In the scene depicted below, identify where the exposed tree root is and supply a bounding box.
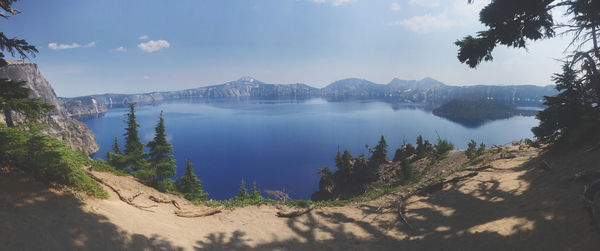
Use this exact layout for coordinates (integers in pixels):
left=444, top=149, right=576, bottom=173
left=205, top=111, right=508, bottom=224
left=86, top=168, right=155, bottom=212
left=175, top=207, right=224, bottom=218
left=397, top=202, right=412, bottom=230
left=148, top=195, right=182, bottom=210
left=276, top=206, right=314, bottom=218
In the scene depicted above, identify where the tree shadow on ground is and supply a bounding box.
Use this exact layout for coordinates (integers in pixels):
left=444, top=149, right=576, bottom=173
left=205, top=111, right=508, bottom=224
left=0, top=172, right=184, bottom=251
left=194, top=149, right=600, bottom=250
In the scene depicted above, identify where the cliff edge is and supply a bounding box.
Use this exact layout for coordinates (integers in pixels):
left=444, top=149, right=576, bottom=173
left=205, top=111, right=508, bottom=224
left=0, top=61, right=99, bottom=154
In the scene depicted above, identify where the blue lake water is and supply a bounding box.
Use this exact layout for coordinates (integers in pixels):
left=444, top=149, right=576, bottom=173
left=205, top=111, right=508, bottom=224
left=85, top=98, right=538, bottom=200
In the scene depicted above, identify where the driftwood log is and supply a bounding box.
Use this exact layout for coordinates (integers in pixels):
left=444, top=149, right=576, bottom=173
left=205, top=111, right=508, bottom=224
left=86, top=169, right=156, bottom=212
left=175, top=207, right=224, bottom=218
left=276, top=206, right=314, bottom=218
left=149, top=195, right=182, bottom=210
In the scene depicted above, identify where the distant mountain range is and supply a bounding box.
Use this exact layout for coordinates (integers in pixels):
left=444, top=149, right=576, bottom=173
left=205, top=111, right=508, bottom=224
left=60, top=76, right=557, bottom=117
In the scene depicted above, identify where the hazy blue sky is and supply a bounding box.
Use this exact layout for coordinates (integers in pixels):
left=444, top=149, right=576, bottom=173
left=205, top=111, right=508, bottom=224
left=4, top=0, right=571, bottom=97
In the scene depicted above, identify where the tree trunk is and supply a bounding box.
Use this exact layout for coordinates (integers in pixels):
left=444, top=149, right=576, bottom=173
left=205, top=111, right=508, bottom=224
left=3, top=108, right=14, bottom=127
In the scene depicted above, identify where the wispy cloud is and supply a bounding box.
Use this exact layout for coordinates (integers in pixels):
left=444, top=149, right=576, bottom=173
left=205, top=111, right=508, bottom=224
left=139, top=35, right=149, bottom=40
left=391, top=0, right=487, bottom=33
left=390, top=3, right=401, bottom=12
left=48, top=41, right=96, bottom=50
left=137, top=40, right=170, bottom=53
left=111, top=46, right=127, bottom=52
left=143, top=75, right=151, bottom=80
left=409, top=0, right=440, bottom=8
left=310, top=0, right=357, bottom=7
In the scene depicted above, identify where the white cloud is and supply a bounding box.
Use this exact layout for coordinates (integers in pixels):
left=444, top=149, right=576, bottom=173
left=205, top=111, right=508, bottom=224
left=139, top=35, right=149, bottom=40
left=392, top=0, right=488, bottom=33
left=391, top=14, right=453, bottom=33
left=409, top=0, right=440, bottom=8
left=48, top=41, right=96, bottom=50
left=112, top=46, right=127, bottom=52
left=390, top=3, right=401, bottom=11
left=137, top=40, right=170, bottom=53
left=143, top=75, right=151, bottom=80
left=310, top=0, right=357, bottom=7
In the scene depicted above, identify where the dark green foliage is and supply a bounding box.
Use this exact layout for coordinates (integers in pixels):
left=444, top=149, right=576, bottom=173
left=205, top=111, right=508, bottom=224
left=147, top=111, right=176, bottom=183
left=338, top=150, right=353, bottom=182
left=532, top=63, right=598, bottom=144
left=466, top=139, right=477, bottom=159
left=370, top=135, right=388, bottom=163
left=108, top=136, right=126, bottom=169
left=235, top=179, right=249, bottom=201
left=0, top=124, right=108, bottom=198
left=0, top=79, right=53, bottom=128
left=416, top=135, right=435, bottom=159
left=91, top=158, right=130, bottom=176
left=250, top=181, right=263, bottom=200
left=435, top=138, right=454, bottom=158
left=393, top=143, right=416, bottom=162
left=123, top=103, right=147, bottom=172
left=0, top=1, right=38, bottom=66
left=433, top=94, right=530, bottom=122
left=399, top=159, right=416, bottom=185
left=466, top=139, right=486, bottom=160
left=459, top=0, right=600, bottom=146
left=177, top=159, right=208, bottom=202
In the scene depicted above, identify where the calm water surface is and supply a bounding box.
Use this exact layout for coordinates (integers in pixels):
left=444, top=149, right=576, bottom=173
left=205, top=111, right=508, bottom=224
left=85, top=98, right=538, bottom=200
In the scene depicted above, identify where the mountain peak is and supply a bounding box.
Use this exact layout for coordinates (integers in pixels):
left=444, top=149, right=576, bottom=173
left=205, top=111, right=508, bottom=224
left=238, top=76, right=257, bottom=83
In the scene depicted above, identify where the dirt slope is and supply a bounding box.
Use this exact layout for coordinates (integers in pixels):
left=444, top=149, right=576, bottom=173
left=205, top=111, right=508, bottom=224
left=1, top=144, right=599, bottom=250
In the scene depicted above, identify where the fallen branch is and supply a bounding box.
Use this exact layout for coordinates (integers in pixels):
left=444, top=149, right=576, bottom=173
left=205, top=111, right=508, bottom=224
left=397, top=203, right=413, bottom=230
left=175, top=207, right=224, bottom=218
left=277, top=206, right=314, bottom=218
left=541, top=159, right=553, bottom=170
left=86, top=168, right=155, bottom=212
left=148, top=195, right=182, bottom=210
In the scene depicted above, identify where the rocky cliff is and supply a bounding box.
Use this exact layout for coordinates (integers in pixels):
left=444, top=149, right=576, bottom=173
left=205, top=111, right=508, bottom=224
left=0, top=61, right=99, bottom=154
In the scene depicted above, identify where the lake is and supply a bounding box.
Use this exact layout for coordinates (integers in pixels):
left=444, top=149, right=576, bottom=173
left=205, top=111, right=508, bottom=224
left=84, top=98, right=538, bottom=200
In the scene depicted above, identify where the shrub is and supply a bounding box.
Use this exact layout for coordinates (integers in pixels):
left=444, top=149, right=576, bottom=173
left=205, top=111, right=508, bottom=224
left=435, top=138, right=454, bottom=158
left=0, top=125, right=108, bottom=198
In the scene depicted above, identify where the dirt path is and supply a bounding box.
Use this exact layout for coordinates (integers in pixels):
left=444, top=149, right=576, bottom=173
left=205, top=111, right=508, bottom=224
left=1, top=145, right=599, bottom=250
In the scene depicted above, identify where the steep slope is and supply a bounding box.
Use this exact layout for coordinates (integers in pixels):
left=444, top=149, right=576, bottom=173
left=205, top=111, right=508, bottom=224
left=2, top=143, right=598, bottom=250
left=0, top=61, right=98, bottom=154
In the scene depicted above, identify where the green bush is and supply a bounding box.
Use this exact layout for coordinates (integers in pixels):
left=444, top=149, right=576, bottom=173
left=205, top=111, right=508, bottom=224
left=0, top=125, right=108, bottom=198
left=435, top=138, right=454, bottom=158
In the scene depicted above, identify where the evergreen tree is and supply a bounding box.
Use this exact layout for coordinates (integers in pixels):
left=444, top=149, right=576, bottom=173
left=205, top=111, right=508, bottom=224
left=250, top=181, right=262, bottom=200
left=371, top=135, right=388, bottom=163
left=400, top=159, right=415, bottom=185
left=235, top=179, right=249, bottom=200
left=416, top=135, right=426, bottom=159
left=466, top=139, right=478, bottom=159
left=109, top=136, right=126, bottom=169
left=122, top=103, right=146, bottom=172
left=177, top=159, right=208, bottom=202
left=338, top=150, right=353, bottom=182
left=147, top=111, right=176, bottom=182
left=532, top=64, right=588, bottom=144
left=0, top=0, right=38, bottom=67
left=0, top=79, right=53, bottom=128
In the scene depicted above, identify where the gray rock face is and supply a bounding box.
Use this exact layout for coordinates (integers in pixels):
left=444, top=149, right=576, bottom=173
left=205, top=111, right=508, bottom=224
left=0, top=62, right=99, bottom=154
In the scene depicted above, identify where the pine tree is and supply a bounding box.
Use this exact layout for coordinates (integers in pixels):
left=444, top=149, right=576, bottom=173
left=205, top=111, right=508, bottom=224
left=416, top=135, right=425, bottom=159
left=123, top=103, right=146, bottom=172
left=400, top=159, right=415, bottom=185
left=177, top=159, right=208, bottom=202
left=0, top=79, right=53, bottom=128
left=147, top=111, right=176, bottom=182
left=466, top=139, right=477, bottom=159
left=109, top=136, right=126, bottom=169
left=112, top=136, right=121, bottom=154
left=235, top=179, right=249, bottom=200
left=371, top=135, right=388, bottom=163
left=250, top=181, right=262, bottom=200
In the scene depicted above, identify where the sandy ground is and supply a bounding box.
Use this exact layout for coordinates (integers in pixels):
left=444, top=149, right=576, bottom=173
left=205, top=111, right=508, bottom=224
left=2, top=145, right=600, bottom=250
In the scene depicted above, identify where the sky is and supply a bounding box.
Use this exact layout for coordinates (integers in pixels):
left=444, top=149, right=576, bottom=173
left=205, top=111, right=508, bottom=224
left=3, top=0, right=572, bottom=97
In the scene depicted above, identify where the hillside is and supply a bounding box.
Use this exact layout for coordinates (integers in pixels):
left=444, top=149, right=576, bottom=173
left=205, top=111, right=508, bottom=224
left=432, top=94, right=538, bottom=123
left=2, top=143, right=599, bottom=250
left=0, top=62, right=98, bottom=154
left=60, top=77, right=556, bottom=117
